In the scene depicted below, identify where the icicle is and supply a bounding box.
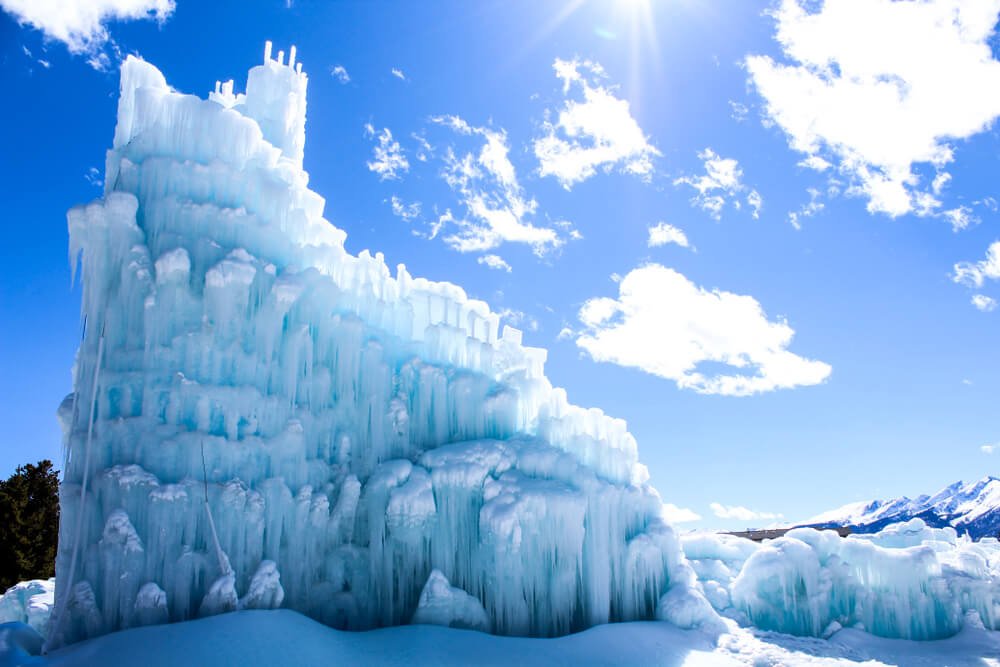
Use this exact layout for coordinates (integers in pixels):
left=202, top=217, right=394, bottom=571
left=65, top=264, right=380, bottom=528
left=288, top=45, right=296, bottom=68
left=263, top=41, right=272, bottom=63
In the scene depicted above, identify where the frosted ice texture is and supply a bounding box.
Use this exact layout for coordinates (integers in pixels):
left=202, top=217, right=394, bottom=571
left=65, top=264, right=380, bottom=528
left=51, top=46, right=690, bottom=646
left=0, top=579, right=55, bottom=636
left=684, top=519, right=1000, bottom=640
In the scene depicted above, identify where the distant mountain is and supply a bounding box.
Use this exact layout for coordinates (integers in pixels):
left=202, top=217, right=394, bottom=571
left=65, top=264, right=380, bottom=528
left=798, top=476, right=1000, bottom=540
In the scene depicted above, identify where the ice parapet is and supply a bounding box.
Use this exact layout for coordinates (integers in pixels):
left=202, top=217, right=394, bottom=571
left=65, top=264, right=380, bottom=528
left=683, top=519, right=1000, bottom=641
left=52, top=45, right=687, bottom=645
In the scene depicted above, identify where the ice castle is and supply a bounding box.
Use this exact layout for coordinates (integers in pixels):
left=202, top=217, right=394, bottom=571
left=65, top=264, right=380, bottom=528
left=50, top=44, right=1000, bottom=649
left=50, top=44, right=698, bottom=645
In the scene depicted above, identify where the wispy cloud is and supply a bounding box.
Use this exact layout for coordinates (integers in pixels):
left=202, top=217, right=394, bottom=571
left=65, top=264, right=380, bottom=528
left=391, top=67, right=406, bottom=81
left=747, top=0, right=1000, bottom=218
left=788, top=187, right=825, bottom=230
left=2, top=0, right=173, bottom=69
left=972, top=294, right=997, bottom=312
left=389, top=196, right=420, bottom=222
left=366, top=126, right=409, bottom=181
left=575, top=264, right=831, bottom=396
left=534, top=57, right=660, bottom=189
left=647, top=222, right=689, bottom=249
left=674, top=148, right=762, bottom=220
left=430, top=115, right=566, bottom=255
left=710, top=502, right=783, bottom=522
left=330, top=64, right=350, bottom=84
left=953, top=241, right=1000, bottom=288
left=662, top=504, right=702, bottom=524
left=982, top=443, right=997, bottom=455
left=84, top=166, right=103, bottom=188
left=478, top=254, right=512, bottom=272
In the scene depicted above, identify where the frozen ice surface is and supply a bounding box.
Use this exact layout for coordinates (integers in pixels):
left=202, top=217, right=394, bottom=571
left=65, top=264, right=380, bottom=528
left=51, top=45, right=692, bottom=646
left=683, top=519, right=1000, bottom=641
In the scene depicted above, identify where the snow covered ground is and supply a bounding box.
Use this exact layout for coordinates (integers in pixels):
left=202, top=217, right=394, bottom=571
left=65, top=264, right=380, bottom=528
left=2, top=608, right=998, bottom=667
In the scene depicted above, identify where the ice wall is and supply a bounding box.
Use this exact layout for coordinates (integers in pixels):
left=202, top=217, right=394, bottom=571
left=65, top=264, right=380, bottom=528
left=51, top=45, right=693, bottom=646
left=683, top=519, right=1000, bottom=641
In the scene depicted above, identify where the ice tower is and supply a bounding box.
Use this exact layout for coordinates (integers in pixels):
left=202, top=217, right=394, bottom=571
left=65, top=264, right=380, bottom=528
left=50, top=45, right=698, bottom=646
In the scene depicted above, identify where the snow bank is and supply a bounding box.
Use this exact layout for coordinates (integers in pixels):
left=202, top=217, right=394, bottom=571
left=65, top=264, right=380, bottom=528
left=0, top=579, right=54, bottom=637
left=51, top=45, right=691, bottom=646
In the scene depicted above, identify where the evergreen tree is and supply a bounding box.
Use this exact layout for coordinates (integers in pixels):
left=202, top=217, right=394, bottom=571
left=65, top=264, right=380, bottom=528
left=0, top=460, right=60, bottom=591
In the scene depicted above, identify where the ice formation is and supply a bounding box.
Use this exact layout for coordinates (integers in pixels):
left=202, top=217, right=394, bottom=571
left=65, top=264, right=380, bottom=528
left=0, top=579, right=55, bottom=636
left=683, top=519, right=1000, bottom=641
left=50, top=45, right=694, bottom=646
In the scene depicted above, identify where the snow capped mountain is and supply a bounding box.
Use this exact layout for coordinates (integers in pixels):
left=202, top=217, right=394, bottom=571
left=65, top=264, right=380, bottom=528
left=801, top=476, right=1000, bottom=540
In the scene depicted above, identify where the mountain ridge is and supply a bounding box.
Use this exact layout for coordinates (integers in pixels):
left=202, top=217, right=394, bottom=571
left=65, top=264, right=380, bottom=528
left=798, top=475, right=1000, bottom=540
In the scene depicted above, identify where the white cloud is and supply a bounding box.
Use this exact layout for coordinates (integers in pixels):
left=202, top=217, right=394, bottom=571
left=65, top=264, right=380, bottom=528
left=389, top=196, right=420, bottom=222
left=84, top=166, right=102, bottom=188
left=575, top=264, right=831, bottom=396
left=710, top=502, right=783, bottom=522
left=788, top=187, right=825, bottom=230
left=499, top=308, right=538, bottom=332
left=432, top=116, right=565, bottom=255
left=674, top=149, right=762, bottom=220
left=747, top=0, right=1000, bottom=218
left=942, top=206, right=978, bottom=232
left=972, top=294, right=997, bottom=312
left=478, top=254, right=512, bottom=272
left=1, top=0, right=172, bottom=63
left=982, top=443, right=998, bottom=455
left=729, top=100, right=749, bottom=123
left=647, top=222, right=689, bottom=249
left=661, top=504, right=702, bottom=524
left=330, top=64, right=350, bottom=84
left=534, top=57, right=661, bottom=189
left=953, top=241, right=1000, bottom=288
left=367, top=127, right=409, bottom=181
left=391, top=67, right=406, bottom=81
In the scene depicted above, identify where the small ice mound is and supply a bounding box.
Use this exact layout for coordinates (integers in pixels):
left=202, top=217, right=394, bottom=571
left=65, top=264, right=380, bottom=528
left=410, top=570, right=490, bottom=632
left=240, top=561, right=285, bottom=610
left=0, top=579, right=55, bottom=637
left=199, top=574, right=237, bottom=618
left=0, top=623, right=43, bottom=666
left=134, top=583, right=168, bottom=627
left=656, top=585, right=726, bottom=636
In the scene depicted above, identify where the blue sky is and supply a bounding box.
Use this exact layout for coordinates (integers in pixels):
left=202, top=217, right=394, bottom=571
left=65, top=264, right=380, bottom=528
left=2, top=0, right=999, bottom=530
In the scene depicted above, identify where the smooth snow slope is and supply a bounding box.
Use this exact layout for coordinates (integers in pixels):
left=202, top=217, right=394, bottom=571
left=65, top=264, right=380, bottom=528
left=51, top=44, right=701, bottom=646
left=6, top=608, right=1000, bottom=667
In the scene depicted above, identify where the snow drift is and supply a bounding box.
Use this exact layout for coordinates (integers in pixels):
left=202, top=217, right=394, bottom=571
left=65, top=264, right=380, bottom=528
left=50, top=45, right=698, bottom=646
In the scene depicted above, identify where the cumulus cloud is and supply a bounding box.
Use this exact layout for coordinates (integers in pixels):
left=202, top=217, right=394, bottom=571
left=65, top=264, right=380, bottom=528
left=366, top=126, right=409, bottom=181
left=661, top=504, right=702, bottom=524
left=574, top=264, right=831, bottom=396
left=647, top=222, right=689, bottom=249
left=330, top=64, right=350, bottom=83
left=982, top=443, right=998, bottom=455
left=747, top=0, right=1000, bottom=217
left=431, top=115, right=566, bottom=255
left=534, top=57, right=661, bottom=189
left=478, top=254, right=512, bottom=272
left=972, top=294, right=997, bottom=312
left=674, top=149, right=762, bottom=220
left=953, top=241, right=1000, bottom=288
left=710, top=503, right=783, bottom=522
left=1, top=0, right=173, bottom=67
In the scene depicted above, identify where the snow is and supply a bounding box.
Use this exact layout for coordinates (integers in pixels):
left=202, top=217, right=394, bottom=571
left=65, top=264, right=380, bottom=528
left=51, top=45, right=690, bottom=647
left=0, top=580, right=54, bottom=637
left=4, top=607, right=1000, bottom=667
